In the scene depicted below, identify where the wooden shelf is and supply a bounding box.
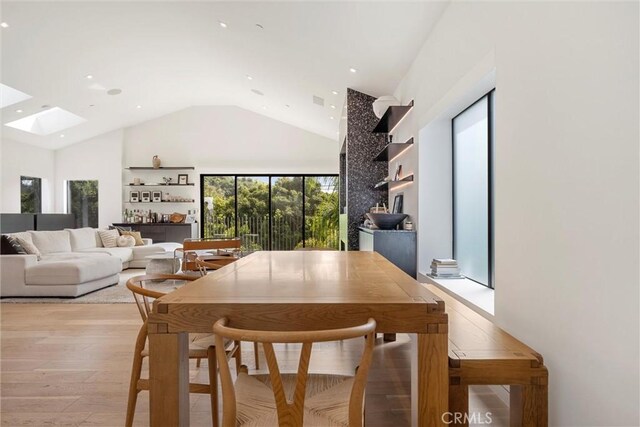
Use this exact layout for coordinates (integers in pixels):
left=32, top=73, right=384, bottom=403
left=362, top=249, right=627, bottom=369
left=373, top=137, right=414, bottom=162
left=374, top=174, right=414, bottom=190
left=125, top=184, right=194, bottom=187
left=124, top=201, right=195, bottom=204
left=372, top=100, right=414, bottom=134
left=126, top=166, right=195, bottom=170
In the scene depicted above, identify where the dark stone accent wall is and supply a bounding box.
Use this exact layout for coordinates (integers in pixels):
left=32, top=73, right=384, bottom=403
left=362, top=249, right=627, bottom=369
left=345, top=89, right=388, bottom=250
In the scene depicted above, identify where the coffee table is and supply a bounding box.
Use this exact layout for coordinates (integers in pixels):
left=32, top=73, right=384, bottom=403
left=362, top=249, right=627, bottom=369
left=145, top=253, right=180, bottom=275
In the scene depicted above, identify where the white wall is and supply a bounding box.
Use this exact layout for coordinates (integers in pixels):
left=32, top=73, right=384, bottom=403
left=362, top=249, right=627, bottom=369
left=0, top=138, right=55, bottom=214
left=392, top=1, right=639, bottom=425
left=54, top=130, right=123, bottom=228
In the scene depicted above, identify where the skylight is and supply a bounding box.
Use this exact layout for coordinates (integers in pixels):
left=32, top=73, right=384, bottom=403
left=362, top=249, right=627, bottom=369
left=0, top=83, right=32, bottom=108
left=4, top=107, right=86, bottom=135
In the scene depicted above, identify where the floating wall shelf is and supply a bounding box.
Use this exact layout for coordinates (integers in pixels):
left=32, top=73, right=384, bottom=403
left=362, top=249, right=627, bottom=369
left=373, top=137, right=414, bottom=162
left=126, top=166, right=195, bottom=170
left=124, top=201, right=195, bottom=204
left=374, top=173, right=414, bottom=190
left=125, top=183, right=194, bottom=187
left=372, top=100, right=414, bottom=134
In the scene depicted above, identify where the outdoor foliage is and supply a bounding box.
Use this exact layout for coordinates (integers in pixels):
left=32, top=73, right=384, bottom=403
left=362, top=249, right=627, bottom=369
left=203, top=176, right=338, bottom=250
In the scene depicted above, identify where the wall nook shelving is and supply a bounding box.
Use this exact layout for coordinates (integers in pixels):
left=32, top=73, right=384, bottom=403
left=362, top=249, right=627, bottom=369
left=373, top=137, right=414, bottom=162
left=372, top=100, right=414, bottom=134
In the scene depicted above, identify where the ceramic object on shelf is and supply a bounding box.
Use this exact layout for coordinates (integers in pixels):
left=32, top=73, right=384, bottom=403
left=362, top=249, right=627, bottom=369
left=365, top=212, right=408, bottom=230
left=152, top=155, right=161, bottom=169
left=372, top=95, right=401, bottom=118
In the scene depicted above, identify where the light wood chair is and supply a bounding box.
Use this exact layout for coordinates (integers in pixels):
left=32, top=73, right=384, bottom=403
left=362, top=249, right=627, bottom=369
left=195, top=256, right=262, bottom=371
left=125, top=274, right=241, bottom=427
left=213, top=317, right=377, bottom=427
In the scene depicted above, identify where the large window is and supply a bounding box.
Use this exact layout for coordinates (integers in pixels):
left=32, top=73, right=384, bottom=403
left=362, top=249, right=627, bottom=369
left=67, top=180, right=99, bottom=228
left=452, top=90, right=494, bottom=287
left=20, top=176, right=41, bottom=213
left=202, top=175, right=338, bottom=251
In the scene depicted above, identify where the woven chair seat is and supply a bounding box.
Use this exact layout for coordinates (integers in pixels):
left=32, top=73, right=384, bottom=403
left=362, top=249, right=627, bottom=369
left=235, top=372, right=355, bottom=427
left=142, top=333, right=232, bottom=358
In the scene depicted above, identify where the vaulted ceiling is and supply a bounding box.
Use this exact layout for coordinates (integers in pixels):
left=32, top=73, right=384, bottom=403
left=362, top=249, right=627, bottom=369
left=0, top=1, right=448, bottom=149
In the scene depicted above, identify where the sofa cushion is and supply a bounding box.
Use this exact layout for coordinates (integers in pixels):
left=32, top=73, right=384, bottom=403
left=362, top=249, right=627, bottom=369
left=78, top=247, right=134, bottom=263
left=15, top=237, right=42, bottom=260
left=1, top=235, right=27, bottom=255
left=67, top=228, right=102, bottom=251
left=119, top=230, right=145, bottom=246
left=7, top=231, right=34, bottom=246
left=28, top=230, right=72, bottom=254
left=26, top=255, right=122, bottom=286
left=98, top=229, right=119, bottom=248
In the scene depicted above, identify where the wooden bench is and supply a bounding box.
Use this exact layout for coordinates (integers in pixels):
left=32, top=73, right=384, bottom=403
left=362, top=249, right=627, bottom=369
left=424, top=284, right=548, bottom=427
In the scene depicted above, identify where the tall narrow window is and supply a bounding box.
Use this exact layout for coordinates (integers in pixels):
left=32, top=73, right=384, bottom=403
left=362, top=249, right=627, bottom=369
left=452, top=90, right=494, bottom=287
left=67, top=180, right=99, bottom=228
left=20, top=176, right=41, bottom=213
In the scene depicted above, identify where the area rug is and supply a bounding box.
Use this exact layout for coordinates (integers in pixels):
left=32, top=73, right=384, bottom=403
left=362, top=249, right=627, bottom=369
left=0, top=269, right=189, bottom=304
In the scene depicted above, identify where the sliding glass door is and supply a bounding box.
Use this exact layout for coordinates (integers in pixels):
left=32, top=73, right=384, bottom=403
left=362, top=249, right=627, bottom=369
left=201, top=175, right=338, bottom=251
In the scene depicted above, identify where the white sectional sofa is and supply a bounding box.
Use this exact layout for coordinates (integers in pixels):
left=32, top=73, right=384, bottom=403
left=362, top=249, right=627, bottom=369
left=0, top=228, right=180, bottom=298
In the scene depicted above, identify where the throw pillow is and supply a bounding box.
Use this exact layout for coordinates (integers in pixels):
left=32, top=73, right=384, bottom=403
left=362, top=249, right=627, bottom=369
left=0, top=235, right=27, bottom=255
left=15, top=237, right=41, bottom=260
left=98, top=229, right=119, bottom=248
left=119, top=230, right=145, bottom=246
left=116, top=235, right=136, bottom=247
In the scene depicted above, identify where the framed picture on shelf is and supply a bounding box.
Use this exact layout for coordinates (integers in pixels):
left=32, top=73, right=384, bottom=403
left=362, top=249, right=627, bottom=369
left=129, top=191, right=139, bottom=203
left=151, top=191, right=162, bottom=203
left=184, top=214, right=197, bottom=224
left=141, top=191, right=151, bottom=203
left=392, top=194, right=404, bottom=214
left=393, top=164, right=403, bottom=181
left=177, top=174, right=188, bottom=185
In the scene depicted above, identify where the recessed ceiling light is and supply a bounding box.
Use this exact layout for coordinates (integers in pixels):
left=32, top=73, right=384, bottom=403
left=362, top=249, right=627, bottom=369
left=59, top=134, right=65, bottom=138
left=219, top=21, right=228, bottom=28
left=331, top=90, right=338, bottom=95
left=246, top=75, right=253, bottom=80
left=255, top=23, right=264, bottom=30
left=85, top=74, right=94, bottom=80
left=349, top=68, right=357, bottom=73
left=0, top=22, right=9, bottom=29
left=15, top=109, right=23, bottom=113
left=330, top=105, right=336, bottom=109
left=136, top=105, right=142, bottom=109
left=107, top=88, right=122, bottom=96
left=330, top=116, right=335, bottom=120
left=262, top=106, right=268, bottom=110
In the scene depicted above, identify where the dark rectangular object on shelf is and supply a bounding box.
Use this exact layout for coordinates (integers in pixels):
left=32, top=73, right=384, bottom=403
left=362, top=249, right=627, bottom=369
left=0, top=214, right=35, bottom=233
left=373, top=137, right=414, bottom=161
left=112, top=223, right=198, bottom=243
left=372, top=100, right=414, bottom=134
left=35, top=214, right=75, bottom=231
left=126, top=166, right=195, bottom=170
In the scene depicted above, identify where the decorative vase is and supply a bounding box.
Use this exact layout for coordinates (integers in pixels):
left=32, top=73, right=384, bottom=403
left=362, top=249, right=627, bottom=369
left=152, top=155, right=161, bottom=169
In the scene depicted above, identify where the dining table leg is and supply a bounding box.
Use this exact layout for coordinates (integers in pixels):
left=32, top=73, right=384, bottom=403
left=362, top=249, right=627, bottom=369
left=149, top=330, right=190, bottom=426
left=417, top=331, right=449, bottom=426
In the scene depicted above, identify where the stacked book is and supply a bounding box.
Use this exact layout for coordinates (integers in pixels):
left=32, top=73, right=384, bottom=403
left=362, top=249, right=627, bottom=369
left=430, top=259, right=463, bottom=278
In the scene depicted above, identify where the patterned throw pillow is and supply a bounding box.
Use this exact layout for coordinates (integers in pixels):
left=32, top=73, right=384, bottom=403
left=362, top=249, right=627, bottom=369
left=15, top=237, right=41, bottom=260
left=116, top=235, right=136, bottom=247
left=0, top=235, right=27, bottom=255
left=98, top=229, right=120, bottom=248
left=119, top=230, right=145, bottom=246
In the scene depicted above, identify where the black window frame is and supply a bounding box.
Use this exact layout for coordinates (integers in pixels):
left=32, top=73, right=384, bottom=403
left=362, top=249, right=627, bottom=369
left=200, top=174, right=339, bottom=250
left=451, top=89, right=495, bottom=288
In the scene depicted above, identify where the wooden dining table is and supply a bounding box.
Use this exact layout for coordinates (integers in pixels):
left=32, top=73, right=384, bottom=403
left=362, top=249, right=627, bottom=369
left=147, top=250, right=449, bottom=426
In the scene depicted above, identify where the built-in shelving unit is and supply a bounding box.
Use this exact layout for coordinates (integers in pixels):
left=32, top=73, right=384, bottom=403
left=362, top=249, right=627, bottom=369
left=372, top=100, right=414, bottom=134
left=124, top=183, right=195, bottom=187
left=374, top=173, right=414, bottom=190
left=373, top=137, right=414, bottom=162
left=126, top=166, right=195, bottom=170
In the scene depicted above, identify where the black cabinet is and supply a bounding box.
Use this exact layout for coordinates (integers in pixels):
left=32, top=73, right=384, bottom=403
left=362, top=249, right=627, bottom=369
left=358, top=227, right=416, bottom=278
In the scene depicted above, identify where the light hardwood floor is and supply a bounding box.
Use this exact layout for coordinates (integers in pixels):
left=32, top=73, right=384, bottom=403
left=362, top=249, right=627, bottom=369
left=1, top=303, right=508, bottom=426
